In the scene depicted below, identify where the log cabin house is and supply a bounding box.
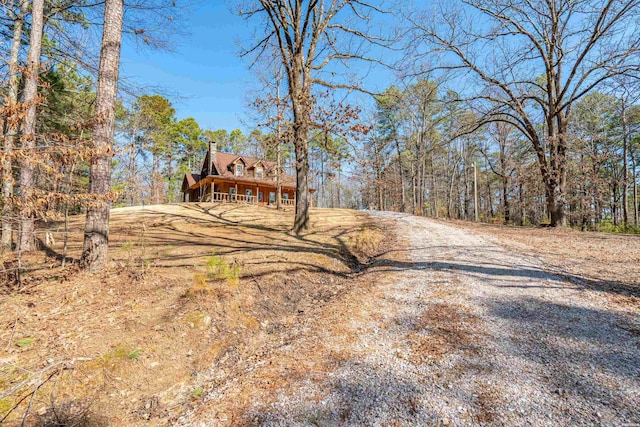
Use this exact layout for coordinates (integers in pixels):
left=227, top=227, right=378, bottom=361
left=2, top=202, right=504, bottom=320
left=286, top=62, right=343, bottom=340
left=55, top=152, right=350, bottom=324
left=181, top=141, right=297, bottom=206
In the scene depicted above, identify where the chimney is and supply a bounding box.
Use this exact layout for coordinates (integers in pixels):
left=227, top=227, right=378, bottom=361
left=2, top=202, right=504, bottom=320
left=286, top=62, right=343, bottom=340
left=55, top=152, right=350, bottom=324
left=208, top=140, right=217, bottom=176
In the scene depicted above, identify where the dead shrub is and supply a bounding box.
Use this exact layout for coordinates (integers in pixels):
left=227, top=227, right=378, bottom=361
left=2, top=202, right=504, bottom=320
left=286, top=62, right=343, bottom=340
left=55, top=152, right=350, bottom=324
left=31, top=399, right=107, bottom=427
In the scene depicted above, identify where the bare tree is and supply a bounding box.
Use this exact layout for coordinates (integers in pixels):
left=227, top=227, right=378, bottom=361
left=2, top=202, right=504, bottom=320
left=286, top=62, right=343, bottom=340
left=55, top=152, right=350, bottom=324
left=248, top=51, right=291, bottom=209
left=81, top=0, right=124, bottom=269
left=481, top=122, right=520, bottom=223
left=240, top=0, right=386, bottom=233
left=409, top=0, right=640, bottom=226
left=17, top=0, right=46, bottom=252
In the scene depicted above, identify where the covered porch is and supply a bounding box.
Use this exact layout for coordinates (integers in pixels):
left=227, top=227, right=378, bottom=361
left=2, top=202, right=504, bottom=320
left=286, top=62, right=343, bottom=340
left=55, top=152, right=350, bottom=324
left=183, top=176, right=296, bottom=206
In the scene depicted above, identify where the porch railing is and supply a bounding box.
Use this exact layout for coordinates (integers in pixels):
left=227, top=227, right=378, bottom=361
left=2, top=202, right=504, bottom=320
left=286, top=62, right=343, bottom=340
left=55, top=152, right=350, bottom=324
left=211, top=192, right=230, bottom=202
left=235, top=194, right=258, bottom=203
left=210, top=191, right=292, bottom=206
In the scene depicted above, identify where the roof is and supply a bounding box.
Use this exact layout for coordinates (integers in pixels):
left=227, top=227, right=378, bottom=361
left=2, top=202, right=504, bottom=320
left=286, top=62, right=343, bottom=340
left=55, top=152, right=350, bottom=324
left=185, top=151, right=296, bottom=191
left=182, top=173, right=201, bottom=192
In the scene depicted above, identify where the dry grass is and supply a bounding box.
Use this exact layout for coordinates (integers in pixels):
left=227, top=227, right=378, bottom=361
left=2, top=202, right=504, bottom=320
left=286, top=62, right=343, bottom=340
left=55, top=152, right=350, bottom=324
left=348, top=225, right=385, bottom=263
left=0, top=203, right=372, bottom=425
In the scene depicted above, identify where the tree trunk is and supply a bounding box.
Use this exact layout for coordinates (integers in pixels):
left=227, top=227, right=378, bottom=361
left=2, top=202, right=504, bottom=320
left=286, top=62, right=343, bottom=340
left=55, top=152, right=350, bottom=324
left=292, top=119, right=310, bottom=233
left=275, top=84, right=282, bottom=210
left=546, top=180, right=566, bottom=227
left=430, top=153, right=438, bottom=218
left=374, top=143, right=383, bottom=210
left=622, top=104, right=629, bottom=226
left=126, top=135, right=137, bottom=206
left=18, top=0, right=45, bottom=252
left=473, top=162, right=479, bottom=222
left=2, top=0, right=26, bottom=250
left=486, top=169, right=493, bottom=218
left=502, top=177, right=510, bottom=224
left=540, top=118, right=568, bottom=227
left=411, top=165, right=417, bottom=214
left=633, top=155, right=638, bottom=227
left=393, top=138, right=404, bottom=212
left=151, top=152, right=161, bottom=204
left=498, top=138, right=510, bottom=223
left=276, top=134, right=282, bottom=209
left=517, top=183, right=524, bottom=226
left=81, top=0, right=124, bottom=270
left=612, top=184, right=618, bottom=226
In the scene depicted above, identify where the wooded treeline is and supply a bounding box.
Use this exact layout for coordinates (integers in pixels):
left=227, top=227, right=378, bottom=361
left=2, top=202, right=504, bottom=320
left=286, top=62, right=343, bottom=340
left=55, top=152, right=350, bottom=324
left=357, top=83, right=640, bottom=231
left=353, top=0, right=640, bottom=232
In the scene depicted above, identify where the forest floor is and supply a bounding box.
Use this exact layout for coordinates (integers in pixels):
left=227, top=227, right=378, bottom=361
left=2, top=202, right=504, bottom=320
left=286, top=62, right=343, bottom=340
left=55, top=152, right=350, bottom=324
left=1, top=207, right=639, bottom=426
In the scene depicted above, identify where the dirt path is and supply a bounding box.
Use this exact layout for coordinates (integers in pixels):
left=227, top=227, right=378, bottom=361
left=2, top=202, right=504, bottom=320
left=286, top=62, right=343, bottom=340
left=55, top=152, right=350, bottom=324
left=177, top=212, right=640, bottom=426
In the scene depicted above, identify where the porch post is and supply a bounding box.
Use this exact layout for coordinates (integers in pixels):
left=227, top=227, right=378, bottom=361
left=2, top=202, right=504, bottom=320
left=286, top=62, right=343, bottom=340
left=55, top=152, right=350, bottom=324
left=256, top=185, right=259, bottom=204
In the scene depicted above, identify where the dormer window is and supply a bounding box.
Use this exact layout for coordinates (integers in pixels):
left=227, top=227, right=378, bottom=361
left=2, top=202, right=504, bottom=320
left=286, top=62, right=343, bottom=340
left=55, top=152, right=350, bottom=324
left=235, top=163, right=243, bottom=176
left=255, top=167, right=264, bottom=179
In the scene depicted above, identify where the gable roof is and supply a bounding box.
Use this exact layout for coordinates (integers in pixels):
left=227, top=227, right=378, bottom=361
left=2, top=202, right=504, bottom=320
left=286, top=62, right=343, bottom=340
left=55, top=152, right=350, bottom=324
left=229, top=156, right=247, bottom=165
left=194, top=151, right=296, bottom=189
left=247, top=160, right=265, bottom=170
left=182, top=173, right=200, bottom=192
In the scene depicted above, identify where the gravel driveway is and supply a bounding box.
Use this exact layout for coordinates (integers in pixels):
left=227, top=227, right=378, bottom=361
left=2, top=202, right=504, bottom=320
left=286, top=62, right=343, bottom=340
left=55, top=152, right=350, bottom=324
left=178, top=212, right=640, bottom=426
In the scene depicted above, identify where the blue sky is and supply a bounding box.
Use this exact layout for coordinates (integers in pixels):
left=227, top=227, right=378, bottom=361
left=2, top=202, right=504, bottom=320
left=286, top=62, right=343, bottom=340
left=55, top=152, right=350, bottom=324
left=120, top=2, right=254, bottom=132
left=118, top=1, right=400, bottom=133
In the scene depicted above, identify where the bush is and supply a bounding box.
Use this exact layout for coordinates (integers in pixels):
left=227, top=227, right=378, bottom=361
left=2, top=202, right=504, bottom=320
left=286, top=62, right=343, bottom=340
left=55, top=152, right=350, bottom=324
left=206, top=252, right=241, bottom=287
left=598, top=218, right=640, bottom=234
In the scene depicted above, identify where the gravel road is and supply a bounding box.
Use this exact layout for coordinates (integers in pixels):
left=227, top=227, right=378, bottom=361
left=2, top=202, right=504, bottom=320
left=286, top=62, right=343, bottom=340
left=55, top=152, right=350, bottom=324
left=178, top=212, right=640, bottom=426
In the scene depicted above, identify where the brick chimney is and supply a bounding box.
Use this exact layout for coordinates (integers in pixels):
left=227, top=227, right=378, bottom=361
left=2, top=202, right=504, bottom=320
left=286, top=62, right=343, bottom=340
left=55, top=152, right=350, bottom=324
left=208, top=140, right=217, bottom=176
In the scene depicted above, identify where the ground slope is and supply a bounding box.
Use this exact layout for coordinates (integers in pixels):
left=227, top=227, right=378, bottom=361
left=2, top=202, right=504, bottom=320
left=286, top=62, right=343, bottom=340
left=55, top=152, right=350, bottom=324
left=177, top=212, right=640, bottom=426
left=0, top=204, right=375, bottom=425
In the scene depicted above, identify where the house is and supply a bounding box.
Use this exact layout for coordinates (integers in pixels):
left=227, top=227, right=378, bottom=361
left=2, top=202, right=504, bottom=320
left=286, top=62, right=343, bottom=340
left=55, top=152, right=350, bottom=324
left=181, top=141, right=297, bottom=206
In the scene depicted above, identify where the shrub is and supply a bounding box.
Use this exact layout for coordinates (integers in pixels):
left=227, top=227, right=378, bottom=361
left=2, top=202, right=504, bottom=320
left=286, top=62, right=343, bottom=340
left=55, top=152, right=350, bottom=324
left=32, top=399, right=107, bottom=427
left=598, top=218, right=640, bottom=234
left=206, top=252, right=241, bottom=287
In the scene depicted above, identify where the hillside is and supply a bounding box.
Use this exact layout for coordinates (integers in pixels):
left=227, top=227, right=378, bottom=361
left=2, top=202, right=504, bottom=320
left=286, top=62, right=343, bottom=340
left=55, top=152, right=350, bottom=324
left=0, top=204, right=383, bottom=425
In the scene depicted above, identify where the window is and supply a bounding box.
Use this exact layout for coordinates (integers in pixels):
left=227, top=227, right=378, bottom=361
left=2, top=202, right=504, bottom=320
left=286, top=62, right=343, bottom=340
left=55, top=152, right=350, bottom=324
left=235, top=163, right=243, bottom=176
left=230, top=187, right=236, bottom=201
left=255, top=167, right=263, bottom=179
left=246, top=189, right=252, bottom=197
left=283, top=193, right=289, bottom=200
left=258, top=192, right=263, bottom=202
left=269, top=192, right=275, bottom=203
